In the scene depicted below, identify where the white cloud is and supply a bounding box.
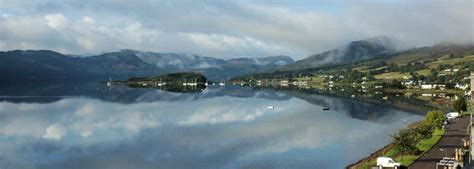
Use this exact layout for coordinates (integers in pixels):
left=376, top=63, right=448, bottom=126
left=0, top=0, right=472, bottom=59
left=43, top=123, right=66, bottom=140
left=179, top=108, right=266, bottom=125
left=44, top=13, right=68, bottom=29
left=81, top=16, right=95, bottom=24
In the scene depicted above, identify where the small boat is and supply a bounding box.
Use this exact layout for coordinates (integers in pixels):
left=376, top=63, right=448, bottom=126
left=183, top=78, right=187, bottom=86
left=106, top=76, right=113, bottom=87
left=323, top=108, right=330, bottom=111
left=267, top=106, right=274, bottom=109
left=219, top=79, right=225, bottom=86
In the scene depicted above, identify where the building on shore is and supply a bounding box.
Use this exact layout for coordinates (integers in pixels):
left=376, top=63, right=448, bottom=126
left=471, top=72, right=474, bottom=162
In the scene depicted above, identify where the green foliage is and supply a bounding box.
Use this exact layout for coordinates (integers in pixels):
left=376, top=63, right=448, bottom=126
left=128, top=72, right=207, bottom=84
left=414, top=122, right=434, bottom=139
left=391, top=128, right=420, bottom=156
left=453, top=95, right=467, bottom=113
left=398, top=62, right=427, bottom=73
left=424, top=110, right=446, bottom=129
left=385, top=79, right=406, bottom=89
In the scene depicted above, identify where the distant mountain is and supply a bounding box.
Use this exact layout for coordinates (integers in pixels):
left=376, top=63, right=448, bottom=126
left=132, top=50, right=226, bottom=70
left=0, top=49, right=293, bottom=81
left=280, top=36, right=404, bottom=70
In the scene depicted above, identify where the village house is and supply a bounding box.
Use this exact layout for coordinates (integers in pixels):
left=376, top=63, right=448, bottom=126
left=402, top=80, right=414, bottom=86
left=455, top=83, right=468, bottom=90
left=421, top=84, right=446, bottom=90
left=433, top=84, right=446, bottom=90
left=421, top=84, right=433, bottom=89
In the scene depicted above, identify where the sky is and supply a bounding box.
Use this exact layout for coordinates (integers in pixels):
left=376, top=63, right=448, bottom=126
left=0, top=0, right=473, bottom=59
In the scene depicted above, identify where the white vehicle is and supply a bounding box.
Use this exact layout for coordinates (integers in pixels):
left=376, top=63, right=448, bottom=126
left=447, top=112, right=460, bottom=121
left=376, top=157, right=400, bottom=168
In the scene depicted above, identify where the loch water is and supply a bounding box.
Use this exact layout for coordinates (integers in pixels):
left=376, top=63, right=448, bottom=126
left=0, top=82, right=423, bottom=169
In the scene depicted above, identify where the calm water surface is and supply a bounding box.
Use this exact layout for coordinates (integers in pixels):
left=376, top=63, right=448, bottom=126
left=0, top=82, right=422, bottom=169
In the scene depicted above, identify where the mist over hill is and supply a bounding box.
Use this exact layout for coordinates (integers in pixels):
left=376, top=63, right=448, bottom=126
left=280, top=36, right=406, bottom=71
left=3, top=36, right=473, bottom=83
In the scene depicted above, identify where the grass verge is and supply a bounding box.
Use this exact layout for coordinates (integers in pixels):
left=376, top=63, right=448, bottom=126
left=359, top=129, right=445, bottom=169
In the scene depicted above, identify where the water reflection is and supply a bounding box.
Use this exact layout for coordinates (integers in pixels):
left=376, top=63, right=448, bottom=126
left=0, top=83, right=422, bottom=169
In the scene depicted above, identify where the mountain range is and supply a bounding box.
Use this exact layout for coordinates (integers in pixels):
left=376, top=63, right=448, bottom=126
left=0, top=49, right=293, bottom=81
left=4, top=36, right=463, bottom=82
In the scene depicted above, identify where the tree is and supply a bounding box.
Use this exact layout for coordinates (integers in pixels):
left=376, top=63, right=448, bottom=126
left=425, top=110, right=446, bottom=129
left=415, top=122, right=434, bottom=139
left=453, top=95, right=467, bottom=113
left=389, top=79, right=405, bottom=89
left=392, top=128, right=420, bottom=159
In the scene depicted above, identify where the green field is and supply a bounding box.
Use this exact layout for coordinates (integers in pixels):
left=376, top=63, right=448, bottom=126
left=374, top=71, right=410, bottom=80
left=425, top=55, right=474, bottom=69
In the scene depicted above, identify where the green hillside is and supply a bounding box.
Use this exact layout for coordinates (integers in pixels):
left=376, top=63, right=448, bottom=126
left=232, top=44, right=474, bottom=83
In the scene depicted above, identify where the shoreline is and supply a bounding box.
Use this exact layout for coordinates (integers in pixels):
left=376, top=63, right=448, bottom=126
left=346, top=121, right=422, bottom=169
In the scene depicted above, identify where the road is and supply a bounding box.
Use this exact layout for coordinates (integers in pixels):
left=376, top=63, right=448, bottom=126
left=409, top=116, right=470, bottom=169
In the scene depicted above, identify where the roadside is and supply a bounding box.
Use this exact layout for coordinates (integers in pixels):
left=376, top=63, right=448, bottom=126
left=347, top=109, right=452, bottom=169
left=346, top=121, right=429, bottom=169
left=409, top=115, right=470, bottom=169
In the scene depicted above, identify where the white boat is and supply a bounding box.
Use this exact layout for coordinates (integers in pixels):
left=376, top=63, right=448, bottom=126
left=219, top=82, right=225, bottom=86
left=157, top=78, right=164, bottom=86
left=106, top=76, right=112, bottom=87
left=267, top=106, right=274, bottom=109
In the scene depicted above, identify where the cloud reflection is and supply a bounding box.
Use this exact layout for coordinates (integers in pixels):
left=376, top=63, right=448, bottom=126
left=0, top=91, right=422, bottom=169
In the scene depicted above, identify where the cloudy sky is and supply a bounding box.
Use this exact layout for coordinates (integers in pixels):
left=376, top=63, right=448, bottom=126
left=0, top=0, right=473, bottom=59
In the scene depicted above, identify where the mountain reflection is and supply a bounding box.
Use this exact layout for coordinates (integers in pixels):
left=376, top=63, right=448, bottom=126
left=0, top=82, right=292, bottom=104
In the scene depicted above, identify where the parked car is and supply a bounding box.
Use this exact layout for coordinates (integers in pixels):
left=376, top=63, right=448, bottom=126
left=447, top=112, right=460, bottom=121
left=377, top=157, right=400, bottom=168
